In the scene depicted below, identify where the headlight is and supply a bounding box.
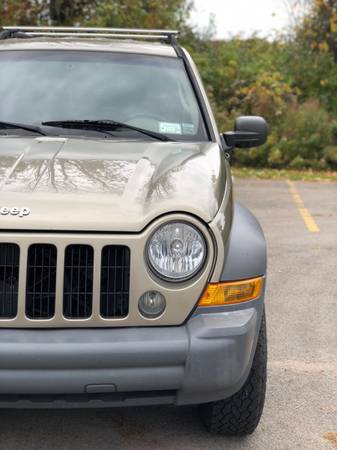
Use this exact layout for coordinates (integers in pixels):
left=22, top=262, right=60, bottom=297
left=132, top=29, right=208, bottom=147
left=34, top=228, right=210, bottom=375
left=146, top=221, right=207, bottom=281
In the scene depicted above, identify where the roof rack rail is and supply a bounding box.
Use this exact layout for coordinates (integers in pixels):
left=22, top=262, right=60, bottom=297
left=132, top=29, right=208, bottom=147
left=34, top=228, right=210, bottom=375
left=1, top=26, right=179, bottom=43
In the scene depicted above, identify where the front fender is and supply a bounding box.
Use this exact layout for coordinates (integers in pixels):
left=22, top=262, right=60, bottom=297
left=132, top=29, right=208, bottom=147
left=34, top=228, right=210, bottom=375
left=220, top=202, right=267, bottom=281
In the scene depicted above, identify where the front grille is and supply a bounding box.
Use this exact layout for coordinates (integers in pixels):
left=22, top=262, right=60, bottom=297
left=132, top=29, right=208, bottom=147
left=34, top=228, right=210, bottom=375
left=26, top=244, right=57, bottom=319
left=0, top=244, right=20, bottom=318
left=63, top=245, right=94, bottom=319
left=0, top=241, right=130, bottom=324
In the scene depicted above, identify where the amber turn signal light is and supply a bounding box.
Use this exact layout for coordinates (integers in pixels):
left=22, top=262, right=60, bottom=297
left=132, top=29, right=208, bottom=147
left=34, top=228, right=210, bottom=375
left=198, top=277, right=263, bottom=307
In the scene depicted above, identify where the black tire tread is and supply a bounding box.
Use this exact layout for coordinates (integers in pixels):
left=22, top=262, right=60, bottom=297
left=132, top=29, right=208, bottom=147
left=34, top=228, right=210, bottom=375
left=200, top=310, right=267, bottom=436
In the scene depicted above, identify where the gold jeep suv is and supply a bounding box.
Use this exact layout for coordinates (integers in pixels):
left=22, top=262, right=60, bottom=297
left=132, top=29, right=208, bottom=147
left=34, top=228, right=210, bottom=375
left=0, top=26, right=268, bottom=435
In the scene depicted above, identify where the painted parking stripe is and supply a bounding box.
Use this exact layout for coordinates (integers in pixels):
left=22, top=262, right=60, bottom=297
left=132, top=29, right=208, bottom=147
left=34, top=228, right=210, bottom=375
left=286, top=180, right=320, bottom=233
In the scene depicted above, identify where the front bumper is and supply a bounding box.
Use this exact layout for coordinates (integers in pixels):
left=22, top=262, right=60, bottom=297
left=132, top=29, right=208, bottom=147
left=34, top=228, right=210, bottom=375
left=0, top=302, right=263, bottom=408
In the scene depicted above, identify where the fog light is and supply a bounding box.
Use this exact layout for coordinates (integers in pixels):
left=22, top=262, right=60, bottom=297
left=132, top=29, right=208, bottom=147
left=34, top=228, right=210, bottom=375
left=138, top=291, right=166, bottom=318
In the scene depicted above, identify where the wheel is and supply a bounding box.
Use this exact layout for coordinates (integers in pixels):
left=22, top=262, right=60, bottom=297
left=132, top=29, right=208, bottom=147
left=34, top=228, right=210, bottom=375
left=200, top=309, right=267, bottom=435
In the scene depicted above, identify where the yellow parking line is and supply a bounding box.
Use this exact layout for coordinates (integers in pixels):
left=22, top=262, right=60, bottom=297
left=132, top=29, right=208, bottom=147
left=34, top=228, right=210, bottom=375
left=286, top=180, right=320, bottom=233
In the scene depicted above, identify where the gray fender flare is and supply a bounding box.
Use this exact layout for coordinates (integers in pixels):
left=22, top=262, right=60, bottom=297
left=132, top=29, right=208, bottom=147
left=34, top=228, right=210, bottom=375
left=220, top=202, right=267, bottom=281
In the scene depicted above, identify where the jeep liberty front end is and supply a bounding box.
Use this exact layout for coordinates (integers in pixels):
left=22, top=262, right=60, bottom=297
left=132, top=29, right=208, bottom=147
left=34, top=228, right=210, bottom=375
left=0, top=26, right=267, bottom=435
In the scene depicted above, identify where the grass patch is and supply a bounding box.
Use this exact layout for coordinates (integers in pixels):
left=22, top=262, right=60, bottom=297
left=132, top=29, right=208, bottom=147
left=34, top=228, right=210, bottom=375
left=232, top=167, right=337, bottom=182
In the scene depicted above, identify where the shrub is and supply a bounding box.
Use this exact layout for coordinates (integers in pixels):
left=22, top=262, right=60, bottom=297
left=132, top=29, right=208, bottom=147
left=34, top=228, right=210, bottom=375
left=324, top=146, right=337, bottom=169
left=276, top=100, right=332, bottom=167
left=234, top=99, right=334, bottom=169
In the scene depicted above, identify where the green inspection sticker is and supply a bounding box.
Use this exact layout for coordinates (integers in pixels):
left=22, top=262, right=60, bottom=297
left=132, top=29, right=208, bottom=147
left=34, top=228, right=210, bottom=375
left=159, top=122, right=182, bottom=134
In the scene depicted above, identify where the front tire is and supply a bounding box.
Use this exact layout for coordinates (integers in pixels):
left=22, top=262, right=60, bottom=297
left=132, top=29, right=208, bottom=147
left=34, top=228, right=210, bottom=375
left=200, top=310, right=267, bottom=435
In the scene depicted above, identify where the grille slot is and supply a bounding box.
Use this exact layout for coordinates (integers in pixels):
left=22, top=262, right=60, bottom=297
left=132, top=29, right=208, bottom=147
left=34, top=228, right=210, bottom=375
left=0, top=243, right=20, bottom=318
left=26, top=244, right=57, bottom=319
left=63, top=245, right=94, bottom=319
left=100, top=245, right=130, bottom=318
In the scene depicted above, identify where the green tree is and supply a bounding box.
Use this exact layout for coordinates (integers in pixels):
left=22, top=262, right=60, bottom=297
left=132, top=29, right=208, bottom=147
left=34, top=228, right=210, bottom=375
left=91, top=0, right=193, bottom=31
left=0, top=0, right=193, bottom=30
left=48, top=0, right=98, bottom=25
left=299, top=0, right=337, bottom=62
left=0, top=0, right=42, bottom=25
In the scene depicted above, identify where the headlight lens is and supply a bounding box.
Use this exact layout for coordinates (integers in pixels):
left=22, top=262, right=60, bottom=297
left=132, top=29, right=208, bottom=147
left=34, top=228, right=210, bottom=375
left=146, top=221, right=206, bottom=281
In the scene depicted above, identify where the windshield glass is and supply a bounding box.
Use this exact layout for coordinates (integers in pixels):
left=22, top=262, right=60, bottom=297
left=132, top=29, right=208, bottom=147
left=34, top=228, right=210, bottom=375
left=0, top=50, right=208, bottom=141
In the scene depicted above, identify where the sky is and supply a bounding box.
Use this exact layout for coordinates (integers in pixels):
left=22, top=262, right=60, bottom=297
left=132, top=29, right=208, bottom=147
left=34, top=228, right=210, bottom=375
left=191, top=0, right=290, bottom=39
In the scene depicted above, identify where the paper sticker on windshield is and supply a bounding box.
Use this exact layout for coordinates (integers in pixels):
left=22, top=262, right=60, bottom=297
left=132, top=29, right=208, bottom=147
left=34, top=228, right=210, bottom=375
left=182, top=123, right=195, bottom=135
left=159, top=122, right=182, bottom=135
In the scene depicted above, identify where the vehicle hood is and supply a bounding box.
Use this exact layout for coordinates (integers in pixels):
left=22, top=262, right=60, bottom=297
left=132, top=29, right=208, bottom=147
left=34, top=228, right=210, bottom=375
left=0, top=137, right=226, bottom=232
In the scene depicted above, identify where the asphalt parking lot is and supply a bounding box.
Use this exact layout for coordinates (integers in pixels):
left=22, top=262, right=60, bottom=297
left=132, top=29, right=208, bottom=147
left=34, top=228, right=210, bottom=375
left=0, top=178, right=336, bottom=450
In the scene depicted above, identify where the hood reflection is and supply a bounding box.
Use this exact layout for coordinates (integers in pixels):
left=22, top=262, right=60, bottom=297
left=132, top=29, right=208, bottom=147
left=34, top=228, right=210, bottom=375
left=0, top=137, right=225, bottom=231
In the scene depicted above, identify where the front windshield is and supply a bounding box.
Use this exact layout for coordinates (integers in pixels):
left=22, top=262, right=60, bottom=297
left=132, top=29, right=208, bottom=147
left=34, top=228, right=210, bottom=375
left=0, top=50, right=208, bottom=141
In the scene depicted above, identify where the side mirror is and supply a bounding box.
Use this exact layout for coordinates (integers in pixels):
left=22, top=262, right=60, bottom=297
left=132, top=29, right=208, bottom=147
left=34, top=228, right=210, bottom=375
left=223, top=116, right=268, bottom=148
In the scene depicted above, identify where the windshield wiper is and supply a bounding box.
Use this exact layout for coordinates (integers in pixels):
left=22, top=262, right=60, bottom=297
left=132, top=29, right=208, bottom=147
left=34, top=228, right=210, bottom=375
left=0, top=121, right=46, bottom=136
left=41, top=120, right=174, bottom=142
